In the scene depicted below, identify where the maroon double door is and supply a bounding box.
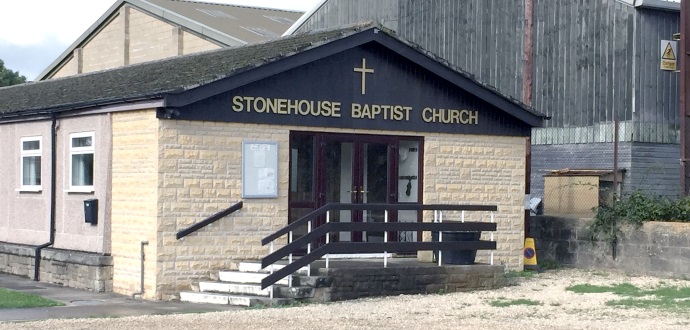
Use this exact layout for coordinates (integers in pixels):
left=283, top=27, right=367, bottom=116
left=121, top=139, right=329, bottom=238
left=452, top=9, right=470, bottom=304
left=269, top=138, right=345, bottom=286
left=289, top=132, right=422, bottom=244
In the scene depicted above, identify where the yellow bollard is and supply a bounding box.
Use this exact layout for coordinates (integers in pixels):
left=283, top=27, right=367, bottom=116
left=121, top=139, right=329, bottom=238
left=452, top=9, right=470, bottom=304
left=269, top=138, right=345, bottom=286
left=523, top=237, right=539, bottom=271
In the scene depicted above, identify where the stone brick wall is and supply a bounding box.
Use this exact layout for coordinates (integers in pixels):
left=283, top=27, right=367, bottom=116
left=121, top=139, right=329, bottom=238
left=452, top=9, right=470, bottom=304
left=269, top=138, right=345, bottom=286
left=111, top=110, right=160, bottom=298
left=316, top=264, right=504, bottom=301
left=154, top=122, right=526, bottom=299
left=530, top=216, right=690, bottom=277
left=51, top=57, right=77, bottom=79
left=156, top=121, right=291, bottom=299
left=49, top=6, right=219, bottom=79
left=128, top=7, right=177, bottom=65
left=421, top=134, right=527, bottom=271
left=81, top=12, right=125, bottom=74
left=182, top=30, right=221, bottom=55
left=0, top=243, right=112, bottom=292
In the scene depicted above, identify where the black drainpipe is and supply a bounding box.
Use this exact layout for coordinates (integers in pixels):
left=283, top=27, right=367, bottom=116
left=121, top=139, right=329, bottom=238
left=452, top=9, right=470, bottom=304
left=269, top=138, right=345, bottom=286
left=34, top=114, right=57, bottom=281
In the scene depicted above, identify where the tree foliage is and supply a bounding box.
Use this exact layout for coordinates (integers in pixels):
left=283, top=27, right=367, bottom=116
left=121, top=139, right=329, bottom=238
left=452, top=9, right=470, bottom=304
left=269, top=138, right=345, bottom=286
left=0, top=59, right=27, bottom=87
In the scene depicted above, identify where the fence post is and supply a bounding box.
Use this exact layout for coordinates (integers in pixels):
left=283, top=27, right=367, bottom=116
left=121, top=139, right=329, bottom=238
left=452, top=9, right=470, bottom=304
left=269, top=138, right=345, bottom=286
left=384, top=210, right=388, bottom=268
left=270, top=241, right=274, bottom=299
left=326, top=210, right=330, bottom=270
left=307, top=220, right=312, bottom=277
left=490, top=211, right=495, bottom=266
left=288, top=231, right=293, bottom=287
left=438, top=211, right=443, bottom=266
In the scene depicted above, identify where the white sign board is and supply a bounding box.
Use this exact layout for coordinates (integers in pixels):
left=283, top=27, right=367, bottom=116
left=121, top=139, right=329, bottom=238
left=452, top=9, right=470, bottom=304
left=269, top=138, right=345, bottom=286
left=242, top=141, right=278, bottom=198
left=660, top=40, right=677, bottom=71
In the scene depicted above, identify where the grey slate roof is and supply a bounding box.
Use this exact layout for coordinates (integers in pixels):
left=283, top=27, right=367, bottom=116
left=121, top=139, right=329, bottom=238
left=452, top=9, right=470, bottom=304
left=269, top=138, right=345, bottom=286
left=0, top=22, right=544, bottom=126
left=1, top=25, right=363, bottom=116
left=36, top=0, right=304, bottom=80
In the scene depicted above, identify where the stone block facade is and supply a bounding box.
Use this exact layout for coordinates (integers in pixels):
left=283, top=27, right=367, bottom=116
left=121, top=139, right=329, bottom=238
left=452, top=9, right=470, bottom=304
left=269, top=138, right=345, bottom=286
left=421, top=134, right=526, bottom=270
left=530, top=216, right=690, bottom=277
left=149, top=118, right=526, bottom=299
left=107, top=109, right=528, bottom=299
left=111, top=110, right=160, bottom=298
left=0, top=243, right=112, bottom=292
left=51, top=6, right=219, bottom=79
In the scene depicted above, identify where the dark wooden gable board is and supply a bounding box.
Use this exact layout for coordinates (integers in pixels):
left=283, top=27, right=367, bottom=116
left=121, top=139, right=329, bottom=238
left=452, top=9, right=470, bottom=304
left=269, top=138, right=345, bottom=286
left=166, top=28, right=542, bottom=137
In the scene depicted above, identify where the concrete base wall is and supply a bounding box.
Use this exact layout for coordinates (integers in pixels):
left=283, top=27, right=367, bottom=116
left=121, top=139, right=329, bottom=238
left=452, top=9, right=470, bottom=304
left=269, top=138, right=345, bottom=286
left=529, top=216, right=690, bottom=277
left=314, top=264, right=504, bottom=301
left=0, top=242, right=113, bottom=292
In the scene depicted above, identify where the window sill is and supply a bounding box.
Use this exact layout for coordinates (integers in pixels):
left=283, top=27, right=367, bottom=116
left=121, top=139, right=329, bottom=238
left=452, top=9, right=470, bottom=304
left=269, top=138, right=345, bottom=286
left=16, top=187, right=42, bottom=193
left=64, top=187, right=95, bottom=194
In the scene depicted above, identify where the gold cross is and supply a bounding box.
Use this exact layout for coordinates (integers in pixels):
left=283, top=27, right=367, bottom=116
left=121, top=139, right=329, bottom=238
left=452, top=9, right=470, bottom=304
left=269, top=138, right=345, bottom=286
left=354, top=58, right=374, bottom=95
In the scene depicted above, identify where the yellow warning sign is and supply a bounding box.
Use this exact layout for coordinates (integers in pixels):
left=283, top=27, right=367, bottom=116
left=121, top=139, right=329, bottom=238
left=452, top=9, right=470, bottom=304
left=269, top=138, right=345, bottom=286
left=660, top=40, right=677, bottom=71
left=663, top=43, right=676, bottom=60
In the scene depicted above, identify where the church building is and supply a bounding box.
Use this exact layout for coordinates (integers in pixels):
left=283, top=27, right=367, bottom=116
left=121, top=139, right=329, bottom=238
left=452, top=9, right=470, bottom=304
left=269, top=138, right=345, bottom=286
left=0, top=23, right=543, bottom=299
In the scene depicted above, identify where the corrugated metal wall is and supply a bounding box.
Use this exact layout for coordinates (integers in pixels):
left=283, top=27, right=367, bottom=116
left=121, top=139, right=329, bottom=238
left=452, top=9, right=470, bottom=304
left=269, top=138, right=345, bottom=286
left=633, top=9, right=681, bottom=144
left=295, top=0, right=399, bottom=32
left=532, top=0, right=636, bottom=144
left=398, top=0, right=525, bottom=103
left=296, top=0, right=679, bottom=145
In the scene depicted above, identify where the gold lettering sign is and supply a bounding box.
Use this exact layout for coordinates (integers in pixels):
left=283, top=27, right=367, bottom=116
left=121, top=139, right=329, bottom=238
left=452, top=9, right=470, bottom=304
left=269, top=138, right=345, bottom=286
left=232, top=96, right=341, bottom=118
left=232, top=95, right=478, bottom=125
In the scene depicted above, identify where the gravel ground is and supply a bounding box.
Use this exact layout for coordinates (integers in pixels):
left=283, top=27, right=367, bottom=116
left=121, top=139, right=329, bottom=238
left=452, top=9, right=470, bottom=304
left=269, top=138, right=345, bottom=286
left=4, top=268, right=690, bottom=330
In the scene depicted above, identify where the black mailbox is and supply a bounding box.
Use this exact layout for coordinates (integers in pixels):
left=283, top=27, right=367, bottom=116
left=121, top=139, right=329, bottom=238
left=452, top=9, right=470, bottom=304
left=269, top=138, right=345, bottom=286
left=84, top=199, right=98, bottom=225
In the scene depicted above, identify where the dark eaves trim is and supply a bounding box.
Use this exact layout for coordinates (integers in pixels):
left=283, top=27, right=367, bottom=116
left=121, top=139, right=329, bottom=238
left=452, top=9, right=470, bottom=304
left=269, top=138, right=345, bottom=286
left=0, top=96, right=165, bottom=123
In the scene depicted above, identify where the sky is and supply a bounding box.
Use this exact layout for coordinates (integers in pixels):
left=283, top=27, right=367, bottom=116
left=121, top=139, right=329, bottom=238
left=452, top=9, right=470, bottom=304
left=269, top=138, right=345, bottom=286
left=0, top=0, right=321, bottom=81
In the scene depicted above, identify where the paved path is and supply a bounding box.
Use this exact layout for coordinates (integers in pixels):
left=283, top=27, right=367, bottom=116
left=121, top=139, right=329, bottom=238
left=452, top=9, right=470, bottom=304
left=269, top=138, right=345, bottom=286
left=0, top=273, right=239, bottom=322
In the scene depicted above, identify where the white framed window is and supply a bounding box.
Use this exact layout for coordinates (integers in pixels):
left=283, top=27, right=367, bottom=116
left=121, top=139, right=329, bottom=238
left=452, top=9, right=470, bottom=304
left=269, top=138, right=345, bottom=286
left=20, top=136, right=42, bottom=191
left=69, top=132, right=95, bottom=192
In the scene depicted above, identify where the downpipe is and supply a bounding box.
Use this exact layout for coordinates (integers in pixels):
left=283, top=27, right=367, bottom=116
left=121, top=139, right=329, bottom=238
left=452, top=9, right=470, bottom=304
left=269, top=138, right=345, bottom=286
left=34, top=115, right=58, bottom=281
left=132, top=240, right=149, bottom=299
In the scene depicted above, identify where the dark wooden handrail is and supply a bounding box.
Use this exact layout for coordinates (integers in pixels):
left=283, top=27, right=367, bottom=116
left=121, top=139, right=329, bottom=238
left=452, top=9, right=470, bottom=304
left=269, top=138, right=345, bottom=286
left=261, top=203, right=496, bottom=245
left=259, top=203, right=498, bottom=289
left=176, top=201, right=243, bottom=239
left=262, top=221, right=497, bottom=267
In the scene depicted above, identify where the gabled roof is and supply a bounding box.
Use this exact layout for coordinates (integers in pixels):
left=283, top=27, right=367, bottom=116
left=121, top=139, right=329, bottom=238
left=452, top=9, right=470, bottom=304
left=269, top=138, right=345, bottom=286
left=36, top=0, right=303, bottom=80
left=0, top=23, right=545, bottom=127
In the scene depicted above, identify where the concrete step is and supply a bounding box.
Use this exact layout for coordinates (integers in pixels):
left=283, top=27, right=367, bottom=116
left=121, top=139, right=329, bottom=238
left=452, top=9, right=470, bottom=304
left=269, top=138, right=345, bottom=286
left=277, top=286, right=314, bottom=299
left=238, top=262, right=310, bottom=275
left=199, top=281, right=272, bottom=296
left=218, top=271, right=290, bottom=286
left=293, top=275, right=334, bottom=288
left=180, top=291, right=292, bottom=307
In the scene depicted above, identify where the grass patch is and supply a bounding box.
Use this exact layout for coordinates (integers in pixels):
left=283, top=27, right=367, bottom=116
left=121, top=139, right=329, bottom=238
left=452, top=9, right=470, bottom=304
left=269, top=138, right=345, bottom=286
left=0, top=288, right=64, bottom=309
left=589, top=270, right=609, bottom=277
left=566, top=283, right=641, bottom=296
left=566, top=283, right=690, bottom=312
left=504, top=270, right=536, bottom=279
left=489, top=298, right=541, bottom=307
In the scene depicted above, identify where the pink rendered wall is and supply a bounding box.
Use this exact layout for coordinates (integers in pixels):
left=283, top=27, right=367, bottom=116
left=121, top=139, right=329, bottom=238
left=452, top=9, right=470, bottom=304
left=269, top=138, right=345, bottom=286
left=0, top=114, right=112, bottom=254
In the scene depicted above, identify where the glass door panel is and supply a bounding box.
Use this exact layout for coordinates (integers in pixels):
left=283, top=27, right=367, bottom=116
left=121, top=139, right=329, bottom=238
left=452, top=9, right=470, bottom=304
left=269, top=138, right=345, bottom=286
left=288, top=134, right=316, bottom=245
left=363, top=142, right=389, bottom=242
left=323, top=140, right=355, bottom=241
left=397, top=140, right=420, bottom=242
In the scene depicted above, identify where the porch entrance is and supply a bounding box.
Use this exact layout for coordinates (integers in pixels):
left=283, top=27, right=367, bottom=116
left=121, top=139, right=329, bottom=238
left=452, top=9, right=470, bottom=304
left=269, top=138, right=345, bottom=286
left=289, top=132, right=423, bottom=244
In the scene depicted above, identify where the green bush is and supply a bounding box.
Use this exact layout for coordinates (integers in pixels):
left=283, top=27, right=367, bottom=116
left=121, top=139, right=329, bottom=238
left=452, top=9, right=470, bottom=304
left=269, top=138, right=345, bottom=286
left=590, top=191, right=690, bottom=244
